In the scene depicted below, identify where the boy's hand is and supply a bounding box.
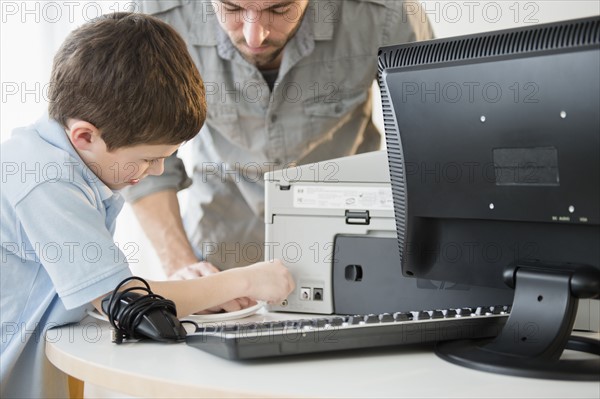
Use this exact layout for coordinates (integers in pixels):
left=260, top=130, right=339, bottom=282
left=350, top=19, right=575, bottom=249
left=172, top=261, right=258, bottom=313
left=245, top=259, right=295, bottom=304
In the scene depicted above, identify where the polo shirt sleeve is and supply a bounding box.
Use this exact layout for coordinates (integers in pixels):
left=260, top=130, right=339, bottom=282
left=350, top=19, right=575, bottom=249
left=14, top=181, right=132, bottom=310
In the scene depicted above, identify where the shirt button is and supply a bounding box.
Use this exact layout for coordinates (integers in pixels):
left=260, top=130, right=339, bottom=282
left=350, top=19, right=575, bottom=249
left=274, top=158, right=282, bottom=165
left=271, top=115, right=278, bottom=123
left=335, top=104, right=343, bottom=113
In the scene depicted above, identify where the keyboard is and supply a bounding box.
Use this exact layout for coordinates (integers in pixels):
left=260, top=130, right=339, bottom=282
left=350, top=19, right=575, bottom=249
left=185, top=306, right=510, bottom=360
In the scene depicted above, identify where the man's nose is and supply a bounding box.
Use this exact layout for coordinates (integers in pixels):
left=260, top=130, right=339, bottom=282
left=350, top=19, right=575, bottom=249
left=243, top=11, right=269, bottom=48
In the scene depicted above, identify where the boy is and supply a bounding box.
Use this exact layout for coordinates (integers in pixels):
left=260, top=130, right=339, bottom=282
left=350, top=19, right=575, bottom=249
left=0, top=13, right=294, bottom=398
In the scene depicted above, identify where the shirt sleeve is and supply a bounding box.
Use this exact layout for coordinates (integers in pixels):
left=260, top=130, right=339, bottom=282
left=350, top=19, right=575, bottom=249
left=382, top=0, right=435, bottom=46
left=121, top=152, right=192, bottom=203
left=133, top=0, right=184, bottom=15
left=15, top=181, right=132, bottom=310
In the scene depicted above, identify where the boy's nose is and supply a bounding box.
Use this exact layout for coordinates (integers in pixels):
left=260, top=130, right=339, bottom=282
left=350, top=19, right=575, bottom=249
left=148, top=159, right=165, bottom=176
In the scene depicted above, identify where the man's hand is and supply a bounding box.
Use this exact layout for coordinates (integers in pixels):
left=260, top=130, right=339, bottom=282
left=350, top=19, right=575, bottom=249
left=168, top=261, right=220, bottom=280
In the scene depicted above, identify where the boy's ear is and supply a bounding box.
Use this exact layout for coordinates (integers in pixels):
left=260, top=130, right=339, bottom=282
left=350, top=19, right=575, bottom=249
left=67, top=120, right=102, bottom=151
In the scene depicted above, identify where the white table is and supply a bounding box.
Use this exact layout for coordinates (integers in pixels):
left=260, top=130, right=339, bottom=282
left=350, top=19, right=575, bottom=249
left=46, top=312, right=600, bottom=398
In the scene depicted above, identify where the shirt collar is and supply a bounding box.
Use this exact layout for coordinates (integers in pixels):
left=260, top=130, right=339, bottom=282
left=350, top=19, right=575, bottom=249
left=189, top=1, right=219, bottom=46
left=34, top=115, right=119, bottom=203
left=309, top=0, right=335, bottom=41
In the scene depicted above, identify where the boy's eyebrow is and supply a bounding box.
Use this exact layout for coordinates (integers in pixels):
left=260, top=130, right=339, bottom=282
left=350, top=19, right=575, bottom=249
left=219, top=0, right=293, bottom=10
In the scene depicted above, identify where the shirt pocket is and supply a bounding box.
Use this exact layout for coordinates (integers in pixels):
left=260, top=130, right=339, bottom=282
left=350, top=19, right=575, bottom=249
left=303, top=89, right=368, bottom=117
left=206, top=103, right=247, bottom=148
left=302, top=89, right=369, bottom=140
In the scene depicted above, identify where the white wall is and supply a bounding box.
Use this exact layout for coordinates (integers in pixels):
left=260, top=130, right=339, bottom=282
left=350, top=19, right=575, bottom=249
left=1, top=1, right=599, bottom=280
left=421, top=0, right=599, bottom=37
left=0, top=1, right=165, bottom=279
left=371, top=0, right=600, bottom=135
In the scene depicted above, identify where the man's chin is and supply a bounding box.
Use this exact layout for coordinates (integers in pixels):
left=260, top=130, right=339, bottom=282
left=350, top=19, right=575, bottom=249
left=242, top=52, right=278, bottom=68
left=237, top=44, right=284, bottom=68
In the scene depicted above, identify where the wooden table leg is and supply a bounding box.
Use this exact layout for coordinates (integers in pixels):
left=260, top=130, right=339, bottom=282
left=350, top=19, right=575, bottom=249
left=68, top=375, right=84, bottom=399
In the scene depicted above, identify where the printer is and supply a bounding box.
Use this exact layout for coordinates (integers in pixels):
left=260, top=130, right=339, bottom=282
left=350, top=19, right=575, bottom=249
left=265, top=151, right=396, bottom=314
left=264, top=151, right=598, bottom=331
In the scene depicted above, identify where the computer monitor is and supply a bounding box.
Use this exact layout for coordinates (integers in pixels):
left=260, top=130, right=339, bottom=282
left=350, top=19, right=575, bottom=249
left=379, top=16, right=600, bottom=380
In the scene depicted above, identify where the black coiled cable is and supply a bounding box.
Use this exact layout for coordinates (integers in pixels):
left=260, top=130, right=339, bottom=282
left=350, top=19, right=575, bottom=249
left=104, top=276, right=178, bottom=344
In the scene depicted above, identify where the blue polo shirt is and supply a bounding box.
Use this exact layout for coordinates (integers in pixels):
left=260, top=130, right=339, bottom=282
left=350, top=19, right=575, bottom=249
left=1, top=115, right=132, bottom=398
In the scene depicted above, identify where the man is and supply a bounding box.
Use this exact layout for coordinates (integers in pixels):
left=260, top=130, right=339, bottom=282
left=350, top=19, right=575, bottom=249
left=126, top=0, right=432, bottom=284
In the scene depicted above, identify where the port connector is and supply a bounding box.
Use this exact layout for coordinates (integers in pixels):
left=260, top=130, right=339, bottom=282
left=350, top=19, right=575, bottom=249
left=300, top=287, right=311, bottom=301
left=313, top=288, right=323, bottom=301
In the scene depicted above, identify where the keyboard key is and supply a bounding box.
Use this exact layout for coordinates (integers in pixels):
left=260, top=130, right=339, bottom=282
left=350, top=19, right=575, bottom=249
left=284, top=320, right=302, bottom=328
left=413, top=311, right=430, bottom=320
left=430, top=310, right=444, bottom=319
left=459, top=308, right=473, bottom=316
left=222, top=325, right=240, bottom=333
left=490, top=306, right=503, bottom=315
left=265, top=322, right=287, bottom=331
left=393, top=312, right=411, bottom=322
left=238, top=323, right=268, bottom=336
left=364, top=314, right=379, bottom=324
left=298, top=319, right=313, bottom=329
left=312, top=319, right=327, bottom=328
left=379, top=313, right=394, bottom=323
left=196, top=325, right=219, bottom=334
left=475, top=306, right=491, bottom=316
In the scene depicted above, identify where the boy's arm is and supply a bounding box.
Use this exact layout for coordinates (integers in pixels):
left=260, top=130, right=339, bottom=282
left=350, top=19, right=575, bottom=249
left=93, top=260, right=295, bottom=317
left=130, top=189, right=202, bottom=276
left=92, top=268, right=245, bottom=317
left=131, top=189, right=260, bottom=313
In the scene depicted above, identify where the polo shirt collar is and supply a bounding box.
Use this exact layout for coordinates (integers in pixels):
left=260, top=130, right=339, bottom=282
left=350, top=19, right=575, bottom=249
left=34, top=115, right=118, bottom=203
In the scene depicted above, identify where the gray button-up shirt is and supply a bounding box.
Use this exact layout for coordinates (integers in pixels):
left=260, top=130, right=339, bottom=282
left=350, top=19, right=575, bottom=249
left=124, top=0, right=433, bottom=269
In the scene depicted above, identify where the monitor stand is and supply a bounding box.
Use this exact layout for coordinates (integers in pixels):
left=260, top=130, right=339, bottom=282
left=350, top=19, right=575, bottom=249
left=436, top=263, right=600, bottom=380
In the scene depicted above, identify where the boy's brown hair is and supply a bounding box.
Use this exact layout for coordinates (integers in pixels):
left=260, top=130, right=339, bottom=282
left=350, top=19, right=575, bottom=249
left=48, top=12, right=205, bottom=150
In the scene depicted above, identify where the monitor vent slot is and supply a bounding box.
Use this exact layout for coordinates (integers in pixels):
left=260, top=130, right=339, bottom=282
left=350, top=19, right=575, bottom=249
left=378, top=69, right=407, bottom=263
left=378, top=17, right=600, bottom=71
